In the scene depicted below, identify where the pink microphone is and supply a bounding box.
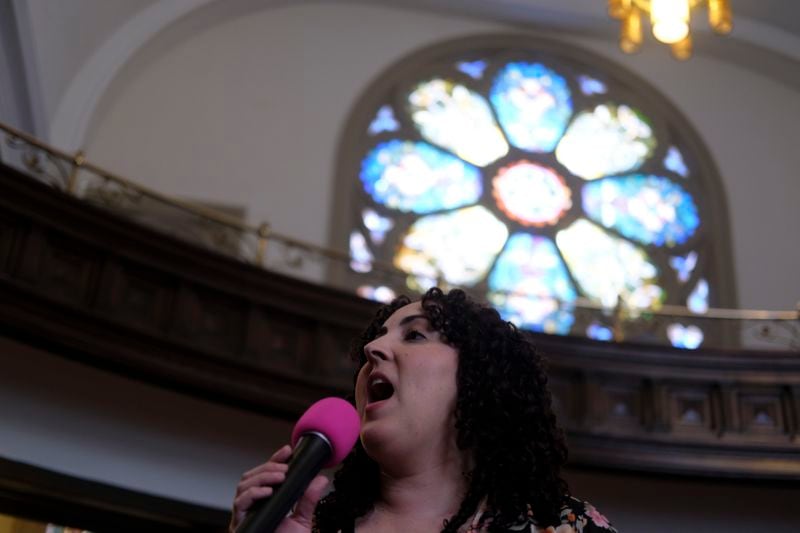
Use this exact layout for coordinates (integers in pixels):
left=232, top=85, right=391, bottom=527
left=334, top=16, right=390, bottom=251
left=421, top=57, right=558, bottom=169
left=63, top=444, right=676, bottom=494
left=238, top=397, right=360, bottom=533
left=291, top=397, right=361, bottom=467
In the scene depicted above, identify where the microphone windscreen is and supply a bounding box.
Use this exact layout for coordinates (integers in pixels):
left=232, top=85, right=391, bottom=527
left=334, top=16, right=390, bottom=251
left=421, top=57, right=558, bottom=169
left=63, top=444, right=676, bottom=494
left=291, top=397, right=360, bottom=468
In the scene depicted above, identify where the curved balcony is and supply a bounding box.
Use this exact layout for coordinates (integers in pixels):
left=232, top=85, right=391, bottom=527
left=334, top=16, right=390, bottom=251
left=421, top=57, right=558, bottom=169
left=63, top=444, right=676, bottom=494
left=1, top=123, right=799, bottom=482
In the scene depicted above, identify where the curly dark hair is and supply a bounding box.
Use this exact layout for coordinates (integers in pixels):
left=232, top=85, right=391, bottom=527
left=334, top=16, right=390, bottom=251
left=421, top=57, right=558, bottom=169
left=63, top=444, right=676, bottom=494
left=314, top=288, right=569, bottom=532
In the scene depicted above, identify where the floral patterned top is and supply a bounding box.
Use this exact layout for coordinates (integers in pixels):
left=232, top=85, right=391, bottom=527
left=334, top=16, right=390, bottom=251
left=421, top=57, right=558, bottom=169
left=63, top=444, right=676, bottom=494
left=339, top=497, right=616, bottom=532
left=465, top=497, right=617, bottom=533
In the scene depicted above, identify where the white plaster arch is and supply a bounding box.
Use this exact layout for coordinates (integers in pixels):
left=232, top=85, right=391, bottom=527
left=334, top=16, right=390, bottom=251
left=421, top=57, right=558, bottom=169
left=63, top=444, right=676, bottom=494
left=48, top=0, right=800, bottom=153
left=48, top=0, right=215, bottom=152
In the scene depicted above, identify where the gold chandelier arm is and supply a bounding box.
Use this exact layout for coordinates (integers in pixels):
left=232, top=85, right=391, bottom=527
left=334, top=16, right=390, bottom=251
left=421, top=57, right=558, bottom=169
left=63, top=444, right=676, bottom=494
left=670, top=33, right=693, bottom=61
left=608, top=0, right=632, bottom=20
left=620, top=7, right=643, bottom=54
left=708, top=0, right=733, bottom=34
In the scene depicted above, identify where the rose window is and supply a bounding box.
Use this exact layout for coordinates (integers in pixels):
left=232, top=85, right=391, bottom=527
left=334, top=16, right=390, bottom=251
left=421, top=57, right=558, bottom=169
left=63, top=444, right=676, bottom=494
left=343, top=39, right=726, bottom=349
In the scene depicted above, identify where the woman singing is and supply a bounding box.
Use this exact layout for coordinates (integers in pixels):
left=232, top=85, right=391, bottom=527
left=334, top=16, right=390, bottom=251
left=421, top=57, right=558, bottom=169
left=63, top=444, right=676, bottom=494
left=230, top=288, right=616, bottom=532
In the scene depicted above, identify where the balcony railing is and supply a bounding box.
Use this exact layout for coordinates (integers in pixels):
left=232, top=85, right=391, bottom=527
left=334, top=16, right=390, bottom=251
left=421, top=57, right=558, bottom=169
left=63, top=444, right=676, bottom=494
left=1, top=120, right=797, bottom=352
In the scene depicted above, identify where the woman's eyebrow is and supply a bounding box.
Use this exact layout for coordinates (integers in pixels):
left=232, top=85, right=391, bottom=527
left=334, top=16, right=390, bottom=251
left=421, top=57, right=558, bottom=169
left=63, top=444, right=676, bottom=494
left=373, top=314, right=430, bottom=339
left=398, top=313, right=428, bottom=327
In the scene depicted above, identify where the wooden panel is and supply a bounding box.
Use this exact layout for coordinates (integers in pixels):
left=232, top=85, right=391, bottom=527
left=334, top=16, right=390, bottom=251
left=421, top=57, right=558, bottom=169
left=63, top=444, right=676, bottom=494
left=549, top=372, right=581, bottom=429
left=0, top=213, right=18, bottom=274
left=666, top=385, right=715, bottom=435
left=308, top=322, right=358, bottom=385
left=95, top=261, right=177, bottom=333
left=171, top=283, right=247, bottom=356
left=35, top=231, right=100, bottom=305
left=586, top=378, right=643, bottom=435
left=732, top=387, right=789, bottom=439
left=242, top=305, right=315, bottom=373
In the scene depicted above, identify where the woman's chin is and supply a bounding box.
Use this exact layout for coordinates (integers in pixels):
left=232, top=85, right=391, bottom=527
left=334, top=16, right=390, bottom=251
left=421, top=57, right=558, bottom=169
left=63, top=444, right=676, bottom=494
left=359, top=420, right=398, bottom=457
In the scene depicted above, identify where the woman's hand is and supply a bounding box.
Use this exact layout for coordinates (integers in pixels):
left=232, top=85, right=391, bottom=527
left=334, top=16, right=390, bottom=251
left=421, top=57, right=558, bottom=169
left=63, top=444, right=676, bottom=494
left=229, top=444, right=330, bottom=533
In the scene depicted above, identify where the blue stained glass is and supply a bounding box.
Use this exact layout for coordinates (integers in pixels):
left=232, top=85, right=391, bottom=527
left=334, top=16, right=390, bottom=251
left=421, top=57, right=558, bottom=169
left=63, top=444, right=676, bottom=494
left=368, top=105, right=400, bottom=135
left=670, top=251, right=697, bottom=283
left=688, top=278, right=709, bottom=313
left=490, top=62, right=573, bottom=152
left=577, top=75, right=607, bottom=95
left=582, top=174, right=699, bottom=247
left=487, top=233, right=576, bottom=334
left=587, top=322, right=614, bottom=341
left=362, top=208, right=394, bottom=244
left=457, top=60, right=488, bottom=79
left=349, top=231, right=373, bottom=273
left=667, top=323, right=703, bottom=349
left=357, top=285, right=396, bottom=303
left=360, top=140, right=482, bottom=214
left=664, top=146, right=689, bottom=177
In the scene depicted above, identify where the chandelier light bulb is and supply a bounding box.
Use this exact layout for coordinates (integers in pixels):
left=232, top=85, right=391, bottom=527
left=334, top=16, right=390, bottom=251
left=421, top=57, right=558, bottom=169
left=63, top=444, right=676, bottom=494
left=610, top=0, right=732, bottom=59
left=650, top=0, right=690, bottom=44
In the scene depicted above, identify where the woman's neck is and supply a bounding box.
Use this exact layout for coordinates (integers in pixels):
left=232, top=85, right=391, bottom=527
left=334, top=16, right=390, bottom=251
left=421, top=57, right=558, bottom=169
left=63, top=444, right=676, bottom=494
left=379, top=462, right=465, bottom=516
left=364, top=448, right=471, bottom=531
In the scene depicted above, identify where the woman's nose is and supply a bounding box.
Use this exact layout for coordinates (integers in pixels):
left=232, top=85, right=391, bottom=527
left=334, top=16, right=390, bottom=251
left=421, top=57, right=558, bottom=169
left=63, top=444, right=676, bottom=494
left=364, top=338, right=390, bottom=363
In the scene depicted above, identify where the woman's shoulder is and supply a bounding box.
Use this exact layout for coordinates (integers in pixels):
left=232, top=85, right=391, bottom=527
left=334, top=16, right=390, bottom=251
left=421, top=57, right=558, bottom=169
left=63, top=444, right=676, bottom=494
left=542, top=496, right=616, bottom=533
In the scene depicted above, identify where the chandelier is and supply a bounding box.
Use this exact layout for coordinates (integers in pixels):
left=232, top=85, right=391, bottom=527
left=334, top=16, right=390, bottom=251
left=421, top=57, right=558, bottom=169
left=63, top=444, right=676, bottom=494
left=609, top=0, right=732, bottom=60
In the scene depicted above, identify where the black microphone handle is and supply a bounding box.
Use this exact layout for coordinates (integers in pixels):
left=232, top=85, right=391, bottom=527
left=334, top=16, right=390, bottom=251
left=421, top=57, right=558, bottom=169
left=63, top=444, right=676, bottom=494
left=238, top=434, right=331, bottom=533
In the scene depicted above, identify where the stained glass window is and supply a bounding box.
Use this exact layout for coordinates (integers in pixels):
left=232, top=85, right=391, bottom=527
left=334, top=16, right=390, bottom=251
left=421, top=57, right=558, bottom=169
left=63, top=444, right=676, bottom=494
left=487, top=233, right=576, bottom=334
left=360, top=140, right=482, bottom=213
left=368, top=105, right=400, bottom=136
left=349, top=231, right=372, bottom=273
left=490, top=62, right=573, bottom=153
left=667, top=323, right=704, bottom=349
left=408, top=80, right=508, bottom=166
left=582, top=174, right=699, bottom=247
left=670, top=251, right=698, bottom=283
left=362, top=208, right=393, bottom=244
left=557, top=220, right=663, bottom=309
left=394, top=206, right=508, bottom=290
left=555, top=104, right=656, bottom=180
left=492, top=161, right=572, bottom=227
left=342, top=37, right=731, bottom=349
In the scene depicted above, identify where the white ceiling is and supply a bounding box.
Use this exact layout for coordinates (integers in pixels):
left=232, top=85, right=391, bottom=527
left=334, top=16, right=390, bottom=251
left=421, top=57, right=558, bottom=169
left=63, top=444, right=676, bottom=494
left=9, top=0, right=800, bottom=148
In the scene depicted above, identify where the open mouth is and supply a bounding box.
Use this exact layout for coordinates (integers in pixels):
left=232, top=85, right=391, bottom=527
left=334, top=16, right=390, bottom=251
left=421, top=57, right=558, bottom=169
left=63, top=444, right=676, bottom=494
left=367, top=374, right=395, bottom=405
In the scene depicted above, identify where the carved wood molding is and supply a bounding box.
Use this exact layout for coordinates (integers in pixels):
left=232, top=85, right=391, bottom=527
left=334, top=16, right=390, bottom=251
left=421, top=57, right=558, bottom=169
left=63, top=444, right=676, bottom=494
left=1, top=163, right=798, bottom=479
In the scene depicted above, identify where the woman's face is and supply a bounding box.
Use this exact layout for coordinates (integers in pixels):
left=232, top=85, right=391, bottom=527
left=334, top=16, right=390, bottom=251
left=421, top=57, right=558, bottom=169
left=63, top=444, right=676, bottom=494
left=355, top=301, right=460, bottom=463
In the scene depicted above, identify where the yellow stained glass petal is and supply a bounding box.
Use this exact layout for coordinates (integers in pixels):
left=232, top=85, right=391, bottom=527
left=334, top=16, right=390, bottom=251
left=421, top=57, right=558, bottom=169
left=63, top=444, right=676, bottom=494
left=408, top=79, right=509, bottom=167
left=395, top=206, right=508, bottom=288
left=555, top=104, right=656, bottom=180
left=556, top=219, right=664, bottom=309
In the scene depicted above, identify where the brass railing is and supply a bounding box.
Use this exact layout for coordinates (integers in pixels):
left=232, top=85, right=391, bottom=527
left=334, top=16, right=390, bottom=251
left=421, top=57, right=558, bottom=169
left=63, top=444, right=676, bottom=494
left=1, top=120, right=798, bottom=351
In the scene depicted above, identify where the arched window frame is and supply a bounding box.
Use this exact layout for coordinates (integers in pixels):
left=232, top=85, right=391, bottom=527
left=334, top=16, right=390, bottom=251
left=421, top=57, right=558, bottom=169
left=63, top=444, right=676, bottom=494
left=330, top=34, right=737, bottom=347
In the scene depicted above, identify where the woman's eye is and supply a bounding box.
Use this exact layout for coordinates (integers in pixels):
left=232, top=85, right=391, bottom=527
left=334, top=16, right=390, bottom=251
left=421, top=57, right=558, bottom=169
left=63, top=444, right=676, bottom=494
left=404, top=330, right=426, bottom=341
